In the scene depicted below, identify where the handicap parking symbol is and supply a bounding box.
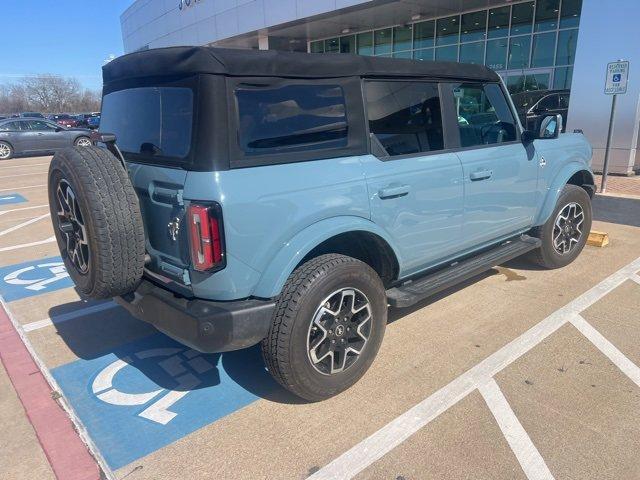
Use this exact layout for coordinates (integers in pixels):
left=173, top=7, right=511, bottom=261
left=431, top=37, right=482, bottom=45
left=92, top=346, right=216, bottom=425
left=0, top=193, right=27, bottom=206
left=0, top=257, right=73, bottom=302
left=613, top=73, right=622, bottom=83
left=52, top=334, right=281, bottom=469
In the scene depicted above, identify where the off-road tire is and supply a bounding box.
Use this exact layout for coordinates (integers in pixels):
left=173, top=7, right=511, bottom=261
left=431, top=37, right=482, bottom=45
left=529, top=184, right=592, bottom=269
left=48, top=146, right=146, bottom=299
left=262, top=254, right=387, bottom=401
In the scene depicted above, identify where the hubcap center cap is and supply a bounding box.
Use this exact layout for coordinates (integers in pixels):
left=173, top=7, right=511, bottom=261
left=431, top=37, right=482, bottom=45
left=335, top=325, right=345, bottom=337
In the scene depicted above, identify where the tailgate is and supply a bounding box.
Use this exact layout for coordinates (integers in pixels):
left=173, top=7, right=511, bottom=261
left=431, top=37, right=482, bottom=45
left=127, top=162, right=192, bottom=290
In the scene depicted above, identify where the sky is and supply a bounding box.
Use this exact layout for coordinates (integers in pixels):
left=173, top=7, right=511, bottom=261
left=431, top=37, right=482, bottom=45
left=3, top=0, right=133, bottom=90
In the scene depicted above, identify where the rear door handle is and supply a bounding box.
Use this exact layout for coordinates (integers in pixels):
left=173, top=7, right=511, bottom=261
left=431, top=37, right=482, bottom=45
left=470, top=170, right=493, bottom=181
left=378, top=184, right=410, bottom=199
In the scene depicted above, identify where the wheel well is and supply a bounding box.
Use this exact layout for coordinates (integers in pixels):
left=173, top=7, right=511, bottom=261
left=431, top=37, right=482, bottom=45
left=567, top=170, right=595, bottom=198
left=299, top=231, right=399, bottom=287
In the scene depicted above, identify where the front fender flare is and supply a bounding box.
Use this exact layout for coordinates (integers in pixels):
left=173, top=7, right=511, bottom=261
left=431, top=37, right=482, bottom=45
left=534, top=163, right=594, bottom=226
left=251, top=216, right=401, bottom=299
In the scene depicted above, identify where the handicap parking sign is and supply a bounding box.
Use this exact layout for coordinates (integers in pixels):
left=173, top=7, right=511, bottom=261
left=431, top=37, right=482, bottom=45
left=605, top=61, right=629, bottom=94
left=0, top=257, right=73, bottom=302
left=52, top=334, right=281, bottom=469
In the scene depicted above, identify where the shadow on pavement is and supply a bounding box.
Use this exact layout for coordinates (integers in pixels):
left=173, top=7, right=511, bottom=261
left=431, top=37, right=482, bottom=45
left=48, top=300, right=304, bottom=405
left=593, top=194, right=640, bottom=227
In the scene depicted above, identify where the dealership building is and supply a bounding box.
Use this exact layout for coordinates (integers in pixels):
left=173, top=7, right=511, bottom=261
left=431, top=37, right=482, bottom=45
left=120, top=0, right=639, bottom=174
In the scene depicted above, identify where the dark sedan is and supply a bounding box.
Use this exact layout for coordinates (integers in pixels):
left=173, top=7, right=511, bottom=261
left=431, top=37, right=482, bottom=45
left=511, top=89, right=570, bottom=133
left=0, top=118, right=91, bottom=160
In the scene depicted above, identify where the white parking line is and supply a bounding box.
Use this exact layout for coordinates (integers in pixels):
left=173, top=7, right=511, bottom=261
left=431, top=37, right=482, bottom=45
left=0, top=171, right=48, bottom=179
left=22, top=301, right=118, bottom=332
left=308, top=256, right=640, bottom=480
left=0, top=184, right=46, bottom=192
left=631, top=274, right=640, bottom=286
left=0, top=162, right=49, bottom=170
left=570, top=314, right=640, bottom=387
left=0, top=213, right=50, bottom=237
left=0, top=204, right=49, bottom=215
left=0, top=236, right=55, bottom=252
left=479, top=379, right=554, bottom=480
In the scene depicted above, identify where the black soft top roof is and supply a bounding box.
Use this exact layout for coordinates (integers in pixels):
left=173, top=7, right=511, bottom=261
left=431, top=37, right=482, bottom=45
left=103, top=46, right=500, bottom=84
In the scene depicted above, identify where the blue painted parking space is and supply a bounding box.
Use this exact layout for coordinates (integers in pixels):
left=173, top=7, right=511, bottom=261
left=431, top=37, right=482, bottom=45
left=0, top=193, right=27, bottom=206
left=0, top=256, right=72, bottom=302
left=52, top=333, right=280, bottom=470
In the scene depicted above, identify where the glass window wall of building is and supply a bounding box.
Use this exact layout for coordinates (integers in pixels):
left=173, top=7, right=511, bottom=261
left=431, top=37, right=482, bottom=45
left=308, top=0, right=581, bottom=95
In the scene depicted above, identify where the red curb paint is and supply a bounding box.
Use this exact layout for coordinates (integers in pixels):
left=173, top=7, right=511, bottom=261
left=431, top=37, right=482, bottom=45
left=0, top=306, right=101, bottom=480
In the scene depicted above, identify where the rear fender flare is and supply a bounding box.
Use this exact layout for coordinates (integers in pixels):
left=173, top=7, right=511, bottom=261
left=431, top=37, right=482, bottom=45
left=251, top=216, right=401, bottom=299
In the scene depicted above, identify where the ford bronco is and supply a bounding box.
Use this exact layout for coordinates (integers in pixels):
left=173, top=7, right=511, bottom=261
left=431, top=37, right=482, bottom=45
left=48, top=47, right=594, bottom=401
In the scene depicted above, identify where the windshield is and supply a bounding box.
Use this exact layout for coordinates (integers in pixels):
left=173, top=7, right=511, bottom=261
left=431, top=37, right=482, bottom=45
left=100, top=87, right=193, bottom=161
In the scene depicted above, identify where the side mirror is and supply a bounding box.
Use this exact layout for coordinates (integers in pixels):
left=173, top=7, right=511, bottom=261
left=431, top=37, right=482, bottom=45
left=539, top=114, right=562, bottom=139
left=55, top=127, right=63, bottom=132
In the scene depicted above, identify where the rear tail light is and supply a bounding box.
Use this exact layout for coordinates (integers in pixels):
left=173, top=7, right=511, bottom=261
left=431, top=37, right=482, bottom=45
left=187, top=203, right=224, bottom=271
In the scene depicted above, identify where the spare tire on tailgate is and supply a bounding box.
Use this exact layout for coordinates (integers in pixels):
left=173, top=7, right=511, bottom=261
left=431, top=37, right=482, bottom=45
left=48, top=146, right=146, bottom=299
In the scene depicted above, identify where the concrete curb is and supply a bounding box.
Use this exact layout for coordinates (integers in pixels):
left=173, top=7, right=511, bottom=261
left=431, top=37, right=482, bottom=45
left=0, top=305, right=101, bottom=480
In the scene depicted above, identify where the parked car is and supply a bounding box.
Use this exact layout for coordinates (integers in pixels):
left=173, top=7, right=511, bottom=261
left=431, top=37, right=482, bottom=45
left=86, top=115, right=100, bottom=129
left=0, top=118, right=91, bottom=159
left=49, top=113, right=80, bottom=128
left=48, top=47, right=594, bottom=401
left=511, top=89, right=570, bottom=133
left=20, top=112, right=45, bottom=118
left=75, top=113, right=100, bottom=128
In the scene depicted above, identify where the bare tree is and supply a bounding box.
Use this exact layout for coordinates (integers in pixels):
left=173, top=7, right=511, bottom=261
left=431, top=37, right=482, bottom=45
left=0, top=74, right=101, bottom=114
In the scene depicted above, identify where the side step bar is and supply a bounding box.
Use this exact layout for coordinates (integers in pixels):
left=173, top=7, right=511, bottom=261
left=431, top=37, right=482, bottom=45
left=386, top=235, right=542, bottom=308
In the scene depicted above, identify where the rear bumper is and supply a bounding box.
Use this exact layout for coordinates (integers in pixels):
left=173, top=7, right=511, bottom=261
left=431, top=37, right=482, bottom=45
left=115, top=279, right=275, bottom=353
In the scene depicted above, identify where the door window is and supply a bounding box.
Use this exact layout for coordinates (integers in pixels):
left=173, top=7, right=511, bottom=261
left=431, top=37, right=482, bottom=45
left=364, top=81, right=444, bottom=157
left=0, top=121, right=23, bottom=131
left=452, top=83, right=517, bottom=147
left=558, top=93, right=570, bottom=109
left=536, top=94, right=559, bottom=111
left=27, top=120, right=56, bottom=131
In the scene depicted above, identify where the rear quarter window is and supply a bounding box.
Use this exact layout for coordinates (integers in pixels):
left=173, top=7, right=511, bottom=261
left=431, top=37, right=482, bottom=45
left=235, top=84, right=348, bottom=156
left=100, top=87, right=194, bottom=161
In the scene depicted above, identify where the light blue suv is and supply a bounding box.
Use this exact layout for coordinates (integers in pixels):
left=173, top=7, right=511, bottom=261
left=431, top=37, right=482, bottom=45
left=48, top=47, right=594, bottom=401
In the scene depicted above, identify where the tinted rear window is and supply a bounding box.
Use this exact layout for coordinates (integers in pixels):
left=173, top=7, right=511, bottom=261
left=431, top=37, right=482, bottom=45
left=235, top=84, right=348, bottom=156
left=100, top=87, right=193, bottom=160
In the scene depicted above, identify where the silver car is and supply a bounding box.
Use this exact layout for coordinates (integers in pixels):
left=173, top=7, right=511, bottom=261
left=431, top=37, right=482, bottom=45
left=0, top=118, right=92, bottom=160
